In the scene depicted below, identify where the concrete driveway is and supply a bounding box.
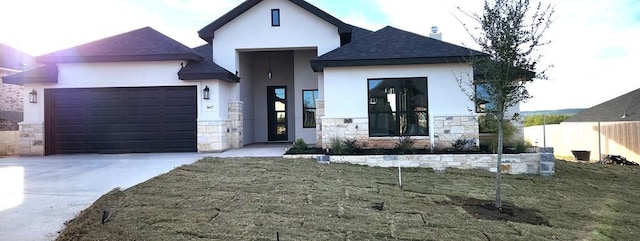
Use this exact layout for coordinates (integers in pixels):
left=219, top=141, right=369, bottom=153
left=0, top=144, right=286, bottom=241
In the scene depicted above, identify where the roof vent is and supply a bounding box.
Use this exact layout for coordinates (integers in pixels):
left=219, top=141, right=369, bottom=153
left=621, top=110, right=628, bottom=119
left=429, top=26, right=442, bottom=40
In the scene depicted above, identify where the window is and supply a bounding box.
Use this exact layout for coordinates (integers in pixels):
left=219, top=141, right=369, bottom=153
left=475, top=83, right=494, bottom=113
left=303, top=89, right=318, bottom=128
left=271, top=9, right=280, bottom=26
left=368, top=78, right=428, bottom=137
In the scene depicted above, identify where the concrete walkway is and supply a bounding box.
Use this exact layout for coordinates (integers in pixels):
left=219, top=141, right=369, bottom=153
left=0, top=144, right=287, bottom=241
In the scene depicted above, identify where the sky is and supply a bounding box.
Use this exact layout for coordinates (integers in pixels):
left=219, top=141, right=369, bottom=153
left=1, top=0, right=639, bottom=111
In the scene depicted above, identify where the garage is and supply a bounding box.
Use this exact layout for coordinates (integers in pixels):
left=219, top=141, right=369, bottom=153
left=45, top=86, right=197, bottom=154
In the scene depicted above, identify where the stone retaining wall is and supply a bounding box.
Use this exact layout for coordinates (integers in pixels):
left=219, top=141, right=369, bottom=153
left=285, top=148, right=555, bottom=176
left=0, top=131, right=19, bottom=156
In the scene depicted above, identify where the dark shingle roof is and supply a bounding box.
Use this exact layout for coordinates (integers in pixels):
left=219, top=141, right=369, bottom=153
left=0, top=42, right=35, bottom=71
left=2, top=65, right=58, bottom=85
left=565, top=88, right=640, bottom=122
left=37, top=27, right=201, bottom=64
left=198, top=0, right=353, bottom=44
left=178, top=45, right=240, bottom=82
left=311, top=26, right=485, bottom=71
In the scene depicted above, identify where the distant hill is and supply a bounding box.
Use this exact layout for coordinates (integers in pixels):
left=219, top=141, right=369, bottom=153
left=520, top=108, right=585, bottom=117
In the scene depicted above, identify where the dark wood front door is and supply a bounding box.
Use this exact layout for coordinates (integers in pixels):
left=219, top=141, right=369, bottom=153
left=267, top=86, right=288, bottom=141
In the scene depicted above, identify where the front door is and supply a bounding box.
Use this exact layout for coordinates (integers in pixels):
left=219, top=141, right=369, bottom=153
left=267, top=86, right=288, bottom=141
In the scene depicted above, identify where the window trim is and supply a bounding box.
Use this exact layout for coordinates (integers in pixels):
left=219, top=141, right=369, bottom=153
left=302, top=89, right=318, bottom=128
left=271, top=9, right=280, bottom=27
left=367, top=77, right=429, bottom=137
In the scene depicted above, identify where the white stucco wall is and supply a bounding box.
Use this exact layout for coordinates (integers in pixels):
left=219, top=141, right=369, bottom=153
left=212, top=0, right=340, bottom=76
left=322, top=64, right=477, bottom=119
left=22, top=61, right=227, bottom=124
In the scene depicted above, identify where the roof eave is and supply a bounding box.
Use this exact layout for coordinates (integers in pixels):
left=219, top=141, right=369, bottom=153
left=1, top=65, right=58, bottom=85
left=178, top=71, right=240, bottom=83
left=311, top=56, right=473, bottom=72
left=36, top=54, right=202, bottom=64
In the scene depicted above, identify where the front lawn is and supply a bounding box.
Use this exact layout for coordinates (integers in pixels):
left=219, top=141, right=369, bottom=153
left=57, top=158, right=640, bottom=240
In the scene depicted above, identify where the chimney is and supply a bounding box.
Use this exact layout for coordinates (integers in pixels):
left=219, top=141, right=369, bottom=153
left=429, top=26, right=442, bottom=40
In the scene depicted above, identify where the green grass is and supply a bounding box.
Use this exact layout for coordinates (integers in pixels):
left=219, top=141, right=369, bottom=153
left=56, top=158, right=640, bottom=241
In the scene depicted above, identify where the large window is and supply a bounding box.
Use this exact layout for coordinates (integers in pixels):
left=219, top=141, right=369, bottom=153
left=303, top=89, right=318, bottom=128
left=368, top=78, right=428, bottom=137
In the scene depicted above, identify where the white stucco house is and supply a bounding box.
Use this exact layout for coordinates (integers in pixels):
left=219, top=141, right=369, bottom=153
left=5, top=0, right=495, bottom=155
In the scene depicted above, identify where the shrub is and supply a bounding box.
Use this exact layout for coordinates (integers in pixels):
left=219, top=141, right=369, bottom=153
left=513, top=140, right=533, bottom=153
left=342, top=137, right=362, bottom=154
left=393, top=136, right=415, bottom=154
left=329, top=137, right=347, bottom=155
left=291, top=138, right=308, bottom=151
left=451, top=137, right=476, bottom=152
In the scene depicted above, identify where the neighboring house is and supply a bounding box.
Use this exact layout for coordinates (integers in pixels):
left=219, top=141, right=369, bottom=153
left=5, top=0, right=505, bottom=156
left=0, top=42, right=35, bottom=131
left=525, top=88, right=640, bottom=162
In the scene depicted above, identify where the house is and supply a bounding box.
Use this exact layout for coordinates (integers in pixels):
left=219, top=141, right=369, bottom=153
left=5, top=0, right=494, bottom=156
left=525, top=88, right=640, bottom=162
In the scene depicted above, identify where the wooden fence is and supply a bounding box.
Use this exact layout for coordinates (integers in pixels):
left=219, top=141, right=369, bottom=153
left=524, top=121, right=640, bottom=162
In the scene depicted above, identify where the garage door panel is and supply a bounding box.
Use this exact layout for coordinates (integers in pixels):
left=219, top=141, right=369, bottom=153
left=164, top=123, right=196, bottom=131
left=55, top=134, right=86, bottom=142
left=47, top=86, right=196, bottom=154
left=90, top=141, right=162, bottom=151
left=54, top=125, right=86, bottom=134
left=122, top=107, right=161, bottom=116
left=89, top=132, right=161, bottom=141
left=91, top=124, right=162, bottom=133
left=89, top=99, right=123, bottom=108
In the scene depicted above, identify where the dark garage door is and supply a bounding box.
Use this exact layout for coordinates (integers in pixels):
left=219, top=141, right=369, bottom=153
left=45, top=86, right=197, bottom=154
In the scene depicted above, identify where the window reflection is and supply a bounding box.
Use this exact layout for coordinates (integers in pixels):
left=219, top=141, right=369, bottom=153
left=368, top=77, right=428, bottom=137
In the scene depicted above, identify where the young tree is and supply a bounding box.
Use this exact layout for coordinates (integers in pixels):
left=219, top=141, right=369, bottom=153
left=457, top=0, right=554, bottom=209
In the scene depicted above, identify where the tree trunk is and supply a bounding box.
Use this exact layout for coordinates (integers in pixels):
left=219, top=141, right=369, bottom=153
left=495, top=116, right=504, bottom=209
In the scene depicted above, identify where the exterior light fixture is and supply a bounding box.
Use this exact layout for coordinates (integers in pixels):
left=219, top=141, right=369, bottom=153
left=267, top=52, right=273, bottom=79
left=203, top=86, right=210, bottom=100
left=29, top=89, right=37, bottom=103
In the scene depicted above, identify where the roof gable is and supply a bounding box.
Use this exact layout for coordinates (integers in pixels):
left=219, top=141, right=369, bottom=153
left=198, top=0, right=352, bottom=44
left=565, top=88, right=640, bottom=122
left=311, top=26, right=485, bottom=71
left=37, top=27, right=201, bottom=64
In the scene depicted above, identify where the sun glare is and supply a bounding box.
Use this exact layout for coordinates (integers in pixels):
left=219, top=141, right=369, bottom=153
left=0, top=166, right=25, bottom=211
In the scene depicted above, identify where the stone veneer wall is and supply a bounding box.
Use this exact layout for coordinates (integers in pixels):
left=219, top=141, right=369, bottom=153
left=1, top=78, right=24, bottom=131
left=196, top=101, right=243, bottom=153
left=325, top=147, right=555, bottom=176
left=319, top=115, right=479, bottom=149
left=197, top=120, right=230, bottom=152
left=315, top=100, right=324, bottom=147
left=0, top=79, right=24, bottom=112
left=433, top=116, right=480, bottom=147
left=227, top=101, right=243, bottom=149
left=18, top=123, right=43, bottom=156
left=0, top=131, right=19, bottom=156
